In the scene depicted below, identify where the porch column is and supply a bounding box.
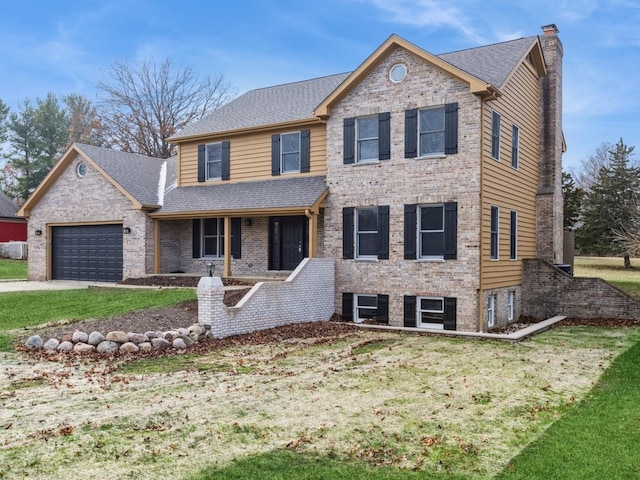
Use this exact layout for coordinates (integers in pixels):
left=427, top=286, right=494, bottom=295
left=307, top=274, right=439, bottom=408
left=306, top=210, right=318, bottom=258
left=153, top=219, right=161, bottom=274
left=223, top=216, right=232, bottom=277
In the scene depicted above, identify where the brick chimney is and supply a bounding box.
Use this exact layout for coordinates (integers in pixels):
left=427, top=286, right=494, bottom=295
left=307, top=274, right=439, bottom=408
left=536, top=24, right=564, bottom=263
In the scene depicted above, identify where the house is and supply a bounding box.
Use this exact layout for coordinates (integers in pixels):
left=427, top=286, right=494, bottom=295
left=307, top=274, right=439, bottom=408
left=0, top=190, right=27, bottom=243
left=18, top=26, right=564, bottom=332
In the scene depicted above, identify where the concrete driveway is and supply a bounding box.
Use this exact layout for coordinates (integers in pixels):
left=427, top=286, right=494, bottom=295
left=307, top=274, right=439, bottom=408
left=0, top=280, right=106, bottom=293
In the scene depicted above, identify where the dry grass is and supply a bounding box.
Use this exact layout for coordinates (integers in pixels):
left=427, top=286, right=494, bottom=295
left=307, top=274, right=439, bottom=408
left=1, top=326, right=637, bottom=479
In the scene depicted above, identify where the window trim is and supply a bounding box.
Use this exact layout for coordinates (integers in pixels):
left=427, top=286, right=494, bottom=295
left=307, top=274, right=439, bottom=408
left=510, top=210, right=518, bottom=260
left=279, top=131, right=301, bottom=174
left=418, top=204, right=445, bottom=260
left=418, top=106, right=446, bottom=157
left=491, top=110, right=501, bottom=160
left=417, top=296, right=445, bottom=330
left=488, top=294, right=496, bottom=328
left=205, top=142, right=223, bottom=181
left=201, top=218, right=225, bottom=258
left=508, top=291, right=515, bottom=322
left=490, top=206, right=499, bottom=260
left=356, top=116, right=379, bottom=163
left=511, top=124, right=519, bottom=169
left=355, top=207, right=379, bottom=259
left=354, top=294, right=378, bottom=323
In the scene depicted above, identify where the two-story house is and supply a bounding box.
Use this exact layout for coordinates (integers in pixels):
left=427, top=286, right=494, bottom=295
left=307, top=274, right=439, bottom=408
left=18, top=26, right=563, bottom=332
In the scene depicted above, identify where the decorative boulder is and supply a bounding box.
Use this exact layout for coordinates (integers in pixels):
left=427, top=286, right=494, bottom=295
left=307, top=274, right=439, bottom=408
left=25, top=336, right=43, bottom=349
left=182, top=335, right=194, bottom=347
left=151, top=338, right=171, bottom=350
left=57, top=341, right=73, bottom=352
left=188, top=325, right=205, bottom=336
left=88, top=331, right=105, bottom=346
left=173, top=338, right=187, bottom=350
left=138, top=342, right=153, bottom=353
left=120, top=342, right=139, bottom=353
left=127, top=333, right=149, bottom=345
left=163, top=331, right=178, bottom=342
left=43, top=338, right=60, bottom=351
left=144, top=331, right=157, bottom=339
left=72, top=331, right=89, bottom=344
left=74, top=343, right=95, bottom=354
left=105, top=331, right=129, bottom=344
left=177, top=328, right=190, bottom=338
left=96, top=341, right=119, bottom=354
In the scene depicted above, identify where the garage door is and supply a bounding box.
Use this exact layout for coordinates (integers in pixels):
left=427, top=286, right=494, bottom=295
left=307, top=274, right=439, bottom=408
left=51, top=225, right=123, bottom=282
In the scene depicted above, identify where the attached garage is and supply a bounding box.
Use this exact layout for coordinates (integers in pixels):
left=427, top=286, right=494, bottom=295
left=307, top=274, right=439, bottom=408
left=51, top=224, right=123, bottom=282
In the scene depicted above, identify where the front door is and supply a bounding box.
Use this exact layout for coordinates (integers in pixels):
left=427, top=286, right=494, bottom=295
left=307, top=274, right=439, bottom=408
left=269, top=216, right=307, bottom=270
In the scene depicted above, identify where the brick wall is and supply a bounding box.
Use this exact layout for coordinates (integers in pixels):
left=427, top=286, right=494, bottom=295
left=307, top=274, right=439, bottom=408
left=522, top=258, right=640, bottom=319
left=197, top=258, right=335, bottom=338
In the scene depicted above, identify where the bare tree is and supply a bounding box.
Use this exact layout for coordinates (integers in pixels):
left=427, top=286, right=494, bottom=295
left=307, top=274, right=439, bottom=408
left=97, top=58, right=235, bottom=159
left=64, top=94, right=106, bottom=147
left=570, top=142, right=613, bottom=191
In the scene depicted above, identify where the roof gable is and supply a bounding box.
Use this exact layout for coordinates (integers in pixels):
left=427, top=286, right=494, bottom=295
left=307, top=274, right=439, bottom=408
left=0, top=190, right=19, bottom=218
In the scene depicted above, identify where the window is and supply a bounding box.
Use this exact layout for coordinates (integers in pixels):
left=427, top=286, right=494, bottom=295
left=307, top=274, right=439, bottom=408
left=404, top=202, right=457, bottom=260
left=511, top=125, right=519, bottom=169
left=419, top=205, right=445, bottom=259
left=404, top=295, right=457, bottom=330
left=272, top=130, right=310, bottom=175
left=490, top=206, right=499, bottom=260
left=343, top=113, right=390, bottom=164
left=491, top=110, right=501, bottom=160
left=508, top=291, right=515, bottom=322
left=418, top=297, right=445, bottom=329
left=488, top=295, right=496, bottom=327
left=197, top=141, right=230, bottom=182
left=510, top=210, right=518, bottom=260
left=202, top=218, right=224, bottom=257
left=342, top=293, right=389, bottom=323
left=419, top=107, right=445, bottom=156
left=405, top=103, right=458, bottom=157
left=342, top=206, right=389, bottom=260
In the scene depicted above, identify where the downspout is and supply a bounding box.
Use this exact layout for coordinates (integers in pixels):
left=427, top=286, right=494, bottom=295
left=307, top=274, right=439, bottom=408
left=478, top=97, right=486, bottom=332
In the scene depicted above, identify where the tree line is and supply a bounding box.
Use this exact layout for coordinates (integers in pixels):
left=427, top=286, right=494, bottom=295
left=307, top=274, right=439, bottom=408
left=0, top=58, right=234, bottom=202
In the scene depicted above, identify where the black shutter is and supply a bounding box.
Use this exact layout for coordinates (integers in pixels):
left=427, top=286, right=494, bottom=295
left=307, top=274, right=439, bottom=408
left=444, top=201, right=458, bottom=260
left=444, top=103, right=458, bottom=154
left=444, top=297, right=457, bottom=330
left=404, top=109, right=418, bottom=158
left=404, top=204, right=417, bottom=259
left=271, top=134, right=281, bottom=176
left=377, top=294, right=389, bottom=324
left=343, top=117, right=355, bottom=164
left=221, top=141, right=230, bottom=180
left=377, top=205, right=389, bottom=260
left=404, top=295, right=417, bottom=327
left=231, top=217, right=242, bottom=259
left=197, top=144, right=206, bottom=182
left=342, top=292, right=354, bottom=321
left=192, top=219, right=201, bottom=258
left=300, top=129, right=310, bottom=173
left=378, top=112, right=391, bottom=160
left=342, top=207, right=354, bottom=259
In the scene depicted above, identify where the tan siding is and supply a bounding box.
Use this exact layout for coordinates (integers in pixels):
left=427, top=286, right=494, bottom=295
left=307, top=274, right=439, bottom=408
left=482, top=61, right=540, bottom=289
left=177, top=123, right=327, bottom=186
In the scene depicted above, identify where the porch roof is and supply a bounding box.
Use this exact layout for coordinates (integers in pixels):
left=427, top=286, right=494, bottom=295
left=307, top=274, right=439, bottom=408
left=151, top=175, right=328, bottom=218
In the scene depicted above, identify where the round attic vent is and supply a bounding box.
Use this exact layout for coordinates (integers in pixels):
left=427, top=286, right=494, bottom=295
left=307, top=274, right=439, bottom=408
left=76, top=162, right=87, bottom=178
left=389, top=63, right=407, bottom=83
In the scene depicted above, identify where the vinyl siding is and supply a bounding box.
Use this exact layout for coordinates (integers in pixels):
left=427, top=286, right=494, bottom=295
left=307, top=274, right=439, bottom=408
left=178, top=123, right=327, bottom=186
left=481, top=61, right=540, bottom=289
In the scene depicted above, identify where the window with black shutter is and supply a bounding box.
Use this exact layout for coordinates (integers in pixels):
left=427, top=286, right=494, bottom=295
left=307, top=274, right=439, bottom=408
left=404, top=202, right=457, bottom=260
left=344, top=206, right=390, bottom=260
left=405, top=103, right=457, bottom=158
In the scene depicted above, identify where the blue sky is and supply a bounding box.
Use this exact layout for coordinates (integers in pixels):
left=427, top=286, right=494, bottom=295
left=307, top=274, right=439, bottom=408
left=1, top=0, right=638, bottom=172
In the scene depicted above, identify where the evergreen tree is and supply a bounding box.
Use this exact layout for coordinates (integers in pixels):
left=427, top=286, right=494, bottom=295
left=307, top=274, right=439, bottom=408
left=64, top=93, right=106, bottom=146
left=562, top=171, right=584, bottom=231
left=577, top=139, right=640, bottom=268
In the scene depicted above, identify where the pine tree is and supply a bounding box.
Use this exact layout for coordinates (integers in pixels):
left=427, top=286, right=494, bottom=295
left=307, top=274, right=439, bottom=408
left=562, top=171, right=584, bottom=231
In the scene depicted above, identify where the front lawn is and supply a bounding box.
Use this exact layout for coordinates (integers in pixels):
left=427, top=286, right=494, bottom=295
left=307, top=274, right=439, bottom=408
left=0, top=258, right=27, bottom=280
left=574, top=256, right=640, bottom=298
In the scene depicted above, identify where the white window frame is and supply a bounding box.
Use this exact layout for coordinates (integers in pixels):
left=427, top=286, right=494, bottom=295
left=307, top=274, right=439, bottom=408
left=511, top=125, right=519, bottom=169
left=487, top=294, right=496, bottom=328
left=280, top=131, right=301, bottom=174
left=417, top=296, right=445, bottom=330
left=201, top=218, right=224, bottom=258
left=355, top=207, right=378, bottom=259
left=491, top=110, right=501, bottom=160
left=510, top=210, right=518, bottom=260
left=418, top=106, right=445, bottom=157
left=205, top=142, right=223, bottom=181
left=490, top=206, right=499, bottom=260
left=418, top=204, right=445, bottom=260
left=354, top=294, right=377, bottom=323
left=508, top=291, right=515, bottom=322
left=356, top=116, right=379, bottom=163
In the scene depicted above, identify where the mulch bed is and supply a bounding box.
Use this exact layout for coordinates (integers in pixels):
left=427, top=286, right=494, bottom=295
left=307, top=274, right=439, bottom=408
left=119, top=276, right=254, bottom=288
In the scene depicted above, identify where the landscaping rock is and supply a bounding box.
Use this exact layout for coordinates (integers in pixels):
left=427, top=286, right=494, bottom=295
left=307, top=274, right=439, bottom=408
left=188, top=325, right=205, bottom=336
left=120, top=342, right=139, bottom=353
left=188, top=332, right=199, bottom=342
left=72, top=331, right=89, bottom=344
left=61, top=334, right=73, bottom=343
left=182, top=335, right=194, bottom=347
left=25, top=336, right=43, bottom=349
left=43, top=338, right=60, bottom=351
left=127, top=332, right=149, bottom=345
left=105, top=331, right=129, bottom=344
left=173, top=338, right=187, bottom=349
left=177, top=327, right=190, bottom=338
left=74, top=343, right=95, bottom=354
left=138, top=342, right=153, bottom=353
left=88, top=331, right=105, bottom=346
left=151, top=338, right=171, bottom=350
left=163, top=330, right=178, bottom=342
left=57, top=341, right=73, bottom=352
left=144, top=331, right=157, bottom=340
left=96, top=341, right=119, bottom=354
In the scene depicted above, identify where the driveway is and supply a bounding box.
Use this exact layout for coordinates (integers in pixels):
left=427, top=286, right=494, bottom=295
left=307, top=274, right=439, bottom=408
left=0, top=280, right=106, bottom=292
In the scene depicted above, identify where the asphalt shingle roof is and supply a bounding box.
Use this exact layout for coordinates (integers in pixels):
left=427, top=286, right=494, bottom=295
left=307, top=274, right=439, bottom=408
left=156, top=175, right=328, bottom=215
left=0, top=190, right=18, bottom=218
left=76, top=143, right=176, bottom=207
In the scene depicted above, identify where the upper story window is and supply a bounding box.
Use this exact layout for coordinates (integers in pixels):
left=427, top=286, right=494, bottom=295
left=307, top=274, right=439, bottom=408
left=510, top=210, right=518, bottom=260
left=197, top=141, right=230, bottom=182
left=356, top=207, right=379, bottom=258
left=404, top=202, right=457, bottom=260
left=343, top=113, right=390, bottom=164
left=491, top=110, right=501, bottom=160
left=342, top=205, right=389, bottom=260
left=272, top=130, right=310, bottom=176
left=511, top=125, right=519, bottom=169
left=405, top=103, right=458, bottom=158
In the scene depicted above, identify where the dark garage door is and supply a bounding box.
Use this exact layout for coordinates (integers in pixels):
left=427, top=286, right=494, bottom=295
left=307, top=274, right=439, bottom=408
left=51, top=224, right=123, bottom=282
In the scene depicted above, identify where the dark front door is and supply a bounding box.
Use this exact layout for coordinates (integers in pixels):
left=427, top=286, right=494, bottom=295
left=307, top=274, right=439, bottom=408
left=269, top=216, right=307, bottom=270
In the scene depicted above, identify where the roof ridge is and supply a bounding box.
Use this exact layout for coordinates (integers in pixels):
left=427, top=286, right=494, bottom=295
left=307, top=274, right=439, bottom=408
left=244, top=71, right=352, bottom=93
left=437, top=35, right=536, bottom=57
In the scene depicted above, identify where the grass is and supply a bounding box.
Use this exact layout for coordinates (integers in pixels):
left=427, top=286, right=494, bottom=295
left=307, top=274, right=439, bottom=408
left=0, top=258, right=27, bottom=279
left=574, top=256, right=640, bottom=298
left=0, top=288, right=195, bottom=351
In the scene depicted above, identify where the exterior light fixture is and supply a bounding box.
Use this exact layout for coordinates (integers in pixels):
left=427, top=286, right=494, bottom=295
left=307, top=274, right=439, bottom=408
left=123, top=227, right=131, bottom=234
left=207, top=261, right=214, bottom=277
left=34, top=229, right=43, bottom=237
left=244, top=218, right=252, bottom=226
